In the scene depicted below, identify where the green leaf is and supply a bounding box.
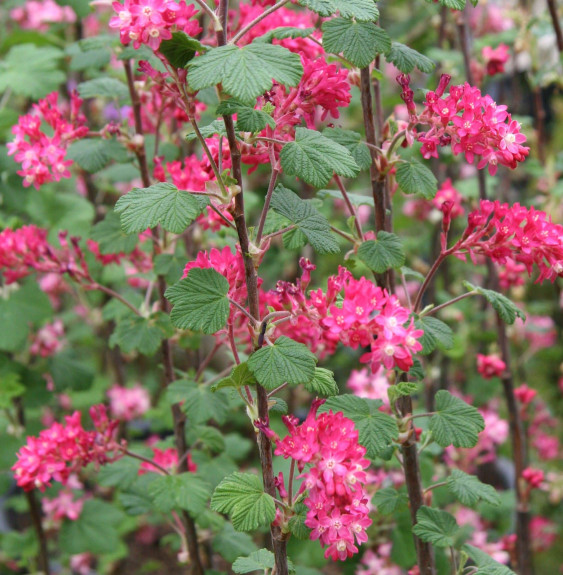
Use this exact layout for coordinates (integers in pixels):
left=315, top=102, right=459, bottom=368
left=358, top=232, right=405, bottom=273
left=248, top=336, right=317, bottom=390
left=59, top=500, right=123, bottom=555
left=373, top=487, right=409, bottom=515
left=49, top=350, right=95, bottom=392
left=118, top=474, right=157, bottom=515
left=288, top=503, right=311, bottom=540
left=304, top=368, right=339, bottom=397
left=159, top=32, right=205, bottom=68
left=254, top=27, right=315, bottom=43
left=0, top=44, right=65, bottom=99
left=413, top=506, right=460, bottom=548
left=317, top=188, right=374, bottom=207
left=298, top=0, right=379, bottom=21
left=212, top=524, right=258, bottom=563
left=89, top=212, right=137, bottom=254
left=97, top=458, right=140, bottom=489
left=0, top=373, right=25, bottom=409
left=149, top=474, right=212, bottom=516
left=414, top=316, right=454, bottom=355
left=322, top=128, right=372, bottom=171
left=187, top=426, right=225, bottom=453
left=395, top=161, right=438, bottom=199
left=78, top=77, right=130, bottom=100
left=270, top=185, right=340, bottom=254
left=66, top=139, right=128, bottom=173
left=429, top=390, right=485, bottom=448
left=185, top=119, right=227, bottom=142
left=167, top=379, right=230, bottom=425
left=212, top=362, right=257, bottom=392
left=439, top=0, right=466, bottom=10
left=462, top=544, right=517, bottom=575
left=115, top=182, right=203, bottom=234
left=110, top=312, right=174, bottom=356
left=280, top=128, right=360, bottom=188
left=322, top=19, right=391, bottom=68
left=387, top=381, right=423, bottom=406
left=216, top=99, right=276, bottom=133
left=385, top=42, right=436, bottom=74
left=463, top=281, right=526, bottom=325
left=67, top=37, right=112, bottom=71
left=0, top=282, right=52, bottom=352
left=211, top=472, right=276, bottom=532
left=165, top=268, right=230, bottom=334
left=319, top=395, right=398, bottom=458
left=233, top=549, right=275, bottom=573
left=446, top=470, right=500, bottom=508
left=188, top=43, right=303, bottom=105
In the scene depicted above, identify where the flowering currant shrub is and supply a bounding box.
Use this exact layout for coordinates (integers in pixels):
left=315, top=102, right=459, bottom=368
left=0, top=0, right=562, bottom=574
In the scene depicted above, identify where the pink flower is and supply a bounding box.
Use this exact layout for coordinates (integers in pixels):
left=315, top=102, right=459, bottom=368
left=110, top=0, right=201, bottom=50
left=42, top=489, right=84, bottom=526
left=12, top=406, right=122, bottom=491
left=477, top=354, right=506, bottom=379
left=107, top=384, right=151, bottom=421
left=514, top=384, right=537, bottom=405
left=273, top=401, right=371, bottom=561
left=8, top=92, right=88, bottom=190
left=347, top=367, right=391, bottom=403
left=522, top=467, right=544, bottom=489
left=29, top=320, right=65, bottom=358
left=482, top=44, right=510, bottom=76
left=11, top=0, right=76, bottom=31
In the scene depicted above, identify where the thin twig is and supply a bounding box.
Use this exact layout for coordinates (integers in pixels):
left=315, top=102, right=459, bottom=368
left=425, top=291, right=477, bottom=316
left=547, top=0, right=563, bottom=52
left=256, top=164, right=280, bottom=245
left=333, top=174, right=364, bottom=240
left=123, top=449, right=171, bottom=475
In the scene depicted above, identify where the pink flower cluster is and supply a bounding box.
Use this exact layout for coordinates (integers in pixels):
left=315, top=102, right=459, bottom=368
left=232, top=3, right=321, bottom=58
left=275, top=400, right=372, bottom=561
left=10, top=0, right=76, bottom=31
left=265, top=262, right=423, bottom=374
left=109, top=0, right=201, bottom=50
left=30, top=320, right=66, bottom=358
left=454, top=200, right=563, bottom=283
left=522, top=467, right=545, bottom=489
left=347, top=367, right=391, bottom=404
left=241, top=55, right=351, bottom=169
left=476, top=354, right=506, bottom=379
left=482, top=44, right=510, bottom=76
left=12, top=406, right=121, bottom=491
left=398, top=74, right=529, bottom=175
left=7, top=92, right=88, bottom=189
left=138, top=446, right=196, bottom=475
left=42, top=488, right=84, bottom=527
left=0, top=226, right=89, bottom=285
left=107, top=384, right=151, bottom=421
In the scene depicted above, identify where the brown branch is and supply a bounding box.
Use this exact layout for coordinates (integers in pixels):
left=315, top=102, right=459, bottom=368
left=396, top=393, right=436, bottom=575
left=217, top=3, right=289, bottom=573
left=360, top=67, right=390, bottom=291
left=547, top=0, right=563, bottom=52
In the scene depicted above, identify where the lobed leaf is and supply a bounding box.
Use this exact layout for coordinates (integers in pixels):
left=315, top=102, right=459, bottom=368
left=447, top=470, right=501, bottom=508
left=395, top=161, right=438, bottom=199
left=413, top=506, right=460, bottom=548
left=115, top=182, right=204, bottom=234
left=429, top=390, right=485, bottom=448
left=188, top=43, right=303, bottom=105
left=165, top=268, right=230, bottom=335
left=281, top=128, right=360, bottom=188
left=463, top=281, right=526, bottom=325
left=248, top=336, right=317, bottom=390
left=322, top=19, right=391, bottom=68
left=358, top=232, right=406, bottom=273
left=270, top=185, right=340, bottom=254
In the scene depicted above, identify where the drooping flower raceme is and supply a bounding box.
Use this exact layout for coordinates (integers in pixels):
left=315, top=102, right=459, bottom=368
left=12, top=406, right=122, bottom=491
left=454, top=200, right=563, bottom=283
left=264, top=262, right=424, bottom=373
left=7, top=91, right=88, bottom=189
left=109, top=0, right=201, bottom=50
left=398, top=74, right=529, bottom=175
left=274, top=400, right=372, bottom=561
